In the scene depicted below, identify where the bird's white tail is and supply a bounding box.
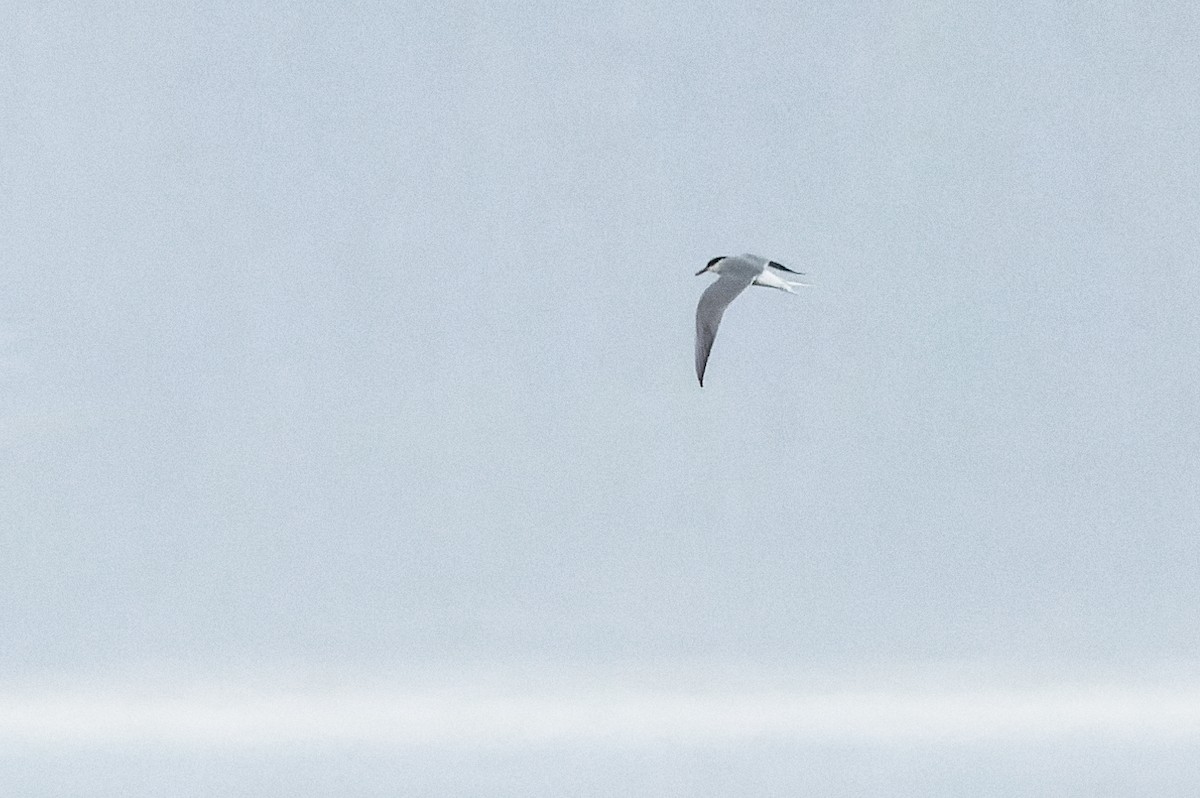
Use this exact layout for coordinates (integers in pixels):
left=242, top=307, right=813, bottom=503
left=754, top=270, right=810, bottom=293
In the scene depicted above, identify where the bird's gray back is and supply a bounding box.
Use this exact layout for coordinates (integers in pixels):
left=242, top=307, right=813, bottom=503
left=723, top=254, right=767, bottom=278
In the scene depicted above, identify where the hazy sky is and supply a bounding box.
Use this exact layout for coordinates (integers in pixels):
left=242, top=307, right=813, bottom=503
left=4, top=1, right=1200, bottom=793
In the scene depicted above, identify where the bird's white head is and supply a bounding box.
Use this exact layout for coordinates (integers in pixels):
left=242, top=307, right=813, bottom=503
left=695, top=256, right=726, bottom=276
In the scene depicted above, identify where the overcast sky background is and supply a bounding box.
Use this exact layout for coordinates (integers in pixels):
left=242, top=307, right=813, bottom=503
left=4, top=1, right=1200, bottom=794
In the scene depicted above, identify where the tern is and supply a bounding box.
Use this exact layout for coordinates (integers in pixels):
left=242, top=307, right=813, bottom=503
left=694, top=254, right=808, bottom=387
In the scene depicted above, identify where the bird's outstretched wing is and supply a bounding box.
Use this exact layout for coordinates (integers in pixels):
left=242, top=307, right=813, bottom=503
left=695, top=271, right=755, bottom=386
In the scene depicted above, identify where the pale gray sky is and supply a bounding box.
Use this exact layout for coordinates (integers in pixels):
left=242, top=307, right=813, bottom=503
left=4, top=1, right=1200, bottom=794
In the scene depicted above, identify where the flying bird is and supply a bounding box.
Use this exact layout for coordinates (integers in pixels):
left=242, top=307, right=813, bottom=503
left=694, top=254, right=808, bottom=386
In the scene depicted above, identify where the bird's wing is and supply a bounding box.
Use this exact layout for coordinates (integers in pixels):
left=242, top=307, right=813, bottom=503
left=767, top=260, right=803, bottom=275
left=695, top=271, right=755, bottom=386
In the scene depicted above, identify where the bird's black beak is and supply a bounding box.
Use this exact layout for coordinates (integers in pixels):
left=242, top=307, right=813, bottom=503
left=694, top=267, right=708, bottom=276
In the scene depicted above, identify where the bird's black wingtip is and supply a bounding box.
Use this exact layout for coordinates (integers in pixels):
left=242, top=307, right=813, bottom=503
left=768, top=260, right=804, bottom=275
